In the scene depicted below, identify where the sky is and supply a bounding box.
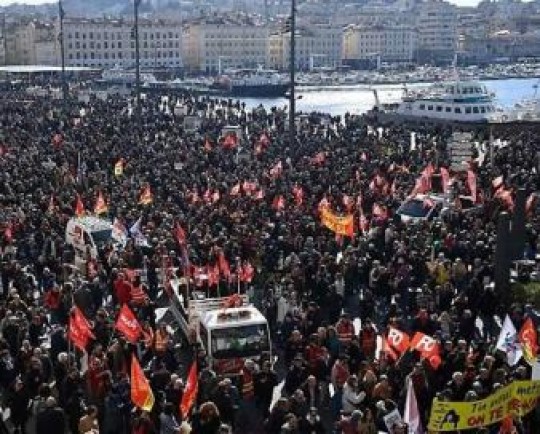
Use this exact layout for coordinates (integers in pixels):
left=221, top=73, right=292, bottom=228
left=0, top=0, right=484, bottom=7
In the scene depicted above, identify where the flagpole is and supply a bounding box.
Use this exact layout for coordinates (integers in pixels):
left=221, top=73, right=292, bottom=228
left=236, top=258, right=241, bottom=295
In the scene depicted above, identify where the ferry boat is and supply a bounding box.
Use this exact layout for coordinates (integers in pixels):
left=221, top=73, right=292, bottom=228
left=213, top=67, right=289, bottom=97
left=372, top=80, right=498, bottom=124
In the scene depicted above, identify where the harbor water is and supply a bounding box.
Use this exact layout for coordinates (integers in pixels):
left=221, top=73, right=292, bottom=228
left=239, top=77, right=540, bottom=117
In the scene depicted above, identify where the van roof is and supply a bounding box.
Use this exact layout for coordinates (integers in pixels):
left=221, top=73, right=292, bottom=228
left=71, top=216, right=112, bottom=232
left=200, top=306, right=267, bottom=330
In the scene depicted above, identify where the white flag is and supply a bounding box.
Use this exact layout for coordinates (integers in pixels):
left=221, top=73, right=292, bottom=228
left=129, top=217, right=149, bottom=247
left=496, top=315, right=523, bottom=366
left=111, top=218, right=128, bottom=247
left=404, top=377, right=422, bottom=434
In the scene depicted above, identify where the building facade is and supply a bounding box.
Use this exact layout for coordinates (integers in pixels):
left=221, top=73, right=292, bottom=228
left=342, top=24, right=417, bottom=65
left=268, top=25, right=343, bottom=71
left=4, top=20, right=59, bottom=65
left=62, top=18, right=182, bottom=69
left=182, top=17, right=270, bottom=73
left=415, top=0, right=458, bottom=64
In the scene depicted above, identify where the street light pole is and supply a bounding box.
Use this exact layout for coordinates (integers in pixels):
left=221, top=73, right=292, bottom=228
left=289, top=0, right=296, bottom=148
left=134, top=0, right=141, bottom=116
left=58, top=0, right=67, bottom=102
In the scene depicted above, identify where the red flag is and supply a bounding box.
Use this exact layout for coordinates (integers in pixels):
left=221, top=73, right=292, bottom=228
left=174, top=223, right=187, bottom=246
left=254, top=189, right=265, bottom=200
left=410, top=332, right=441, bottom=369
left=240, top=261, right=255, bottom=283
left=518, top=317, right=538, bottom=364
left=115, top=304, right=142, bottom=343
left=68, top=307, right=95, bottom=351
left=440, top=167, right=450, bottom=193
left=386, top=327, right=410, bottom=355
left=272, top=195, right=285, bottom=211
left=207, top=264, right=220, bottom=287
left=242, top=181, right=257, bottom=195
left=372, top=203, right=388, bottom=221
left=74, top=194, right=85, bottom=217
left=139, top=185, right=153, bottom=205
left=223, top=133, right=238, bottom=149
left=467, top=170, right=477, bottom=203
left=218, top=252, right=231, bottom=280
left=269, top=161, right=283, bottom=178
left=180, top=362, right=198, bottom=418
left=259, top=133, right=270, bottom=147
left=292, top=185, right=304, bottom=206
left=131, top=354, right=155, bottom=412
left=4, top=224, right=13, bottom=243
left=230, top=183, right=241, bottom=196
left=422, top=163, right=435, bottom=178
left=318, top=196, right=330, bottom=212
left=94, top=191, right=108, bottom=215
left=343, top=194, right=353, bottom=212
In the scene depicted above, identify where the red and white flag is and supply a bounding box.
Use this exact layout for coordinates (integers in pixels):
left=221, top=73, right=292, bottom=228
left=174, top=223, right=187, bottom=246
left=115, top=304, right=142, bottom=343
left=272, top=195, right=285, bottom=211
left=239, top=261, right=255, bottom=283
left=410, top=332, right=441, bottom=369
left=269, top=161, right=283, bottom=178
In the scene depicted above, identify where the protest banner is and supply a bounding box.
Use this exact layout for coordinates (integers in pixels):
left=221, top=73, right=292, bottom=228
left=428, top=380, right=540, bottom=431
left=320, top=208, right=354, bottom=237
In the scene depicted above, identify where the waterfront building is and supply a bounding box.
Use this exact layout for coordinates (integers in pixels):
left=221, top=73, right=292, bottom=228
left=182, top=16, right=270, bottom=73
left=342, top=24, right=417, bottom=66
left=414, top=0, right=458, bottom=64
left=4, top=20, right=59, bottom=66
left=62, top=17, right=183, bottom=70
left=268, top=25, right=343, bottom=71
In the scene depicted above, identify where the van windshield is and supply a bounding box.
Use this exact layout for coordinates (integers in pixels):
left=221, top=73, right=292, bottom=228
left=211, top=324, right=270, bottom=359
left=91, top=229, right=112, bottom=246
left=399, top=199, right=431, bottom=218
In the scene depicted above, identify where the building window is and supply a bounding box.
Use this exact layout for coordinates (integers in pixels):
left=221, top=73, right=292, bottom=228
left=419, top=104, right=425, bottom=110
left=455, top=107, right=461, bottom=113
left=436, top=106, right=442, bottom=112
left=427, top=105, right=433, bottom=111
left=89, top=32, right=93, bottom=39
left=445, top=107, right=451, bottom=112
left=465, top=107, right=471, bottom=114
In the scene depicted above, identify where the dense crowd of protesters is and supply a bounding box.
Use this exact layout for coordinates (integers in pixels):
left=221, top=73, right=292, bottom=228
left=0, top=86, right=539, bottom=434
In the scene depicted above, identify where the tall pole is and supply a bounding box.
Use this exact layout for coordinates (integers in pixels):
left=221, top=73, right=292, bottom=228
left=134, top=0, right=141, bottom=117
left=58, top=0, right=67, bottom=102
left=289, top=0, right=296, bottom=148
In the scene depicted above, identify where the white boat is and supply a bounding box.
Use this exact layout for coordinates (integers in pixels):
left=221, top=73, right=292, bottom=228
left=373, top=79, right=498, bottom=124
left=497, top=82, right=540, bottom=123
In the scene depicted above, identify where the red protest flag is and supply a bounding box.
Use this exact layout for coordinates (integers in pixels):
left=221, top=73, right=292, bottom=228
left=180, top=362, right=198, bottom=418
left=292, top=185, right=304, bottom=206
left=386, top=327, right=410, bottom=355
left=207, top=264, right=220, bottom=287
left=269, top=160, right=283, bottom=178
left=139, top=185, right=153, bottom=205
left=94, top=191, right=108, bottom=215
left=74, top=194, right=85, bottom=217
left=68, top=307, right=95, bottom=351
left=519, top=317, right=538, bottom=365
left=466, top=170, right=477, bottom=203
left=272, top=195, right=285, bottom=211
left=174, top=223, right=187, bottom=246
left=230, top=183, right=241, bottom=196
left=242, top=181, right=257, bottom=195
left=240, top=261, right=255, bottom=283
left=218, top=252, right=231, bottom=280
left=440, top=167, right=450, bottom=193
left=4, top=223, right=13, bottom=243
left=223, top=134, right=238, bottom=149
left=410, top=332, right=441, bottom=369
left=131, top=354, right=155, bottom=412
left=115, top=304, right=142, bottom=343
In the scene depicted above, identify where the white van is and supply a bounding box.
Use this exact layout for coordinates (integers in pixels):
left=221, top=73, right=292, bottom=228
left=65, top=216, right=113, bottom=259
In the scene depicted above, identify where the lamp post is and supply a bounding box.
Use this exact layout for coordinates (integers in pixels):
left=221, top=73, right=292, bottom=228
left=289, top=0, right=296, bottom=148
left=58, top=0, right=67, bottom=102
left=134, top=0, right=141, bottom=116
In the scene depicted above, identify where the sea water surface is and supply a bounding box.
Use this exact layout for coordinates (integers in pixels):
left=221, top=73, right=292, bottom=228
left=240, top=78, right=540, bottom=117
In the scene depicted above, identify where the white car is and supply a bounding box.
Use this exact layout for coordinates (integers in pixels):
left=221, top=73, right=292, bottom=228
left=396, top=194, right=481, bottom=224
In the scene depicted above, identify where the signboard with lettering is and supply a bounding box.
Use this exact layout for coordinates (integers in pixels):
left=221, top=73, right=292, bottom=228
left=428, top=380, right=540, bottom=431
left=448, top=132, right=474, bottom=171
